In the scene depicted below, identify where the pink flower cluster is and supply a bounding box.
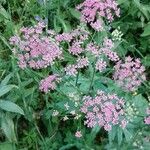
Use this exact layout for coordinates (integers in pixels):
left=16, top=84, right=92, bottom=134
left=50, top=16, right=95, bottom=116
left=101, top=38, right=119, bottom=62
left=75, top=131, right=82, bottom=138
left=113, top=56, right=146, bottom=92
left=63, top=37, right=119, bottom=76
left=95, top=59, right=107, bottom=72
left=76, top=57, right=89, bottom=69
left=77, top=0, right=120, bottom=31
left=86, top=42, right=100, bottom=56
left=55, top=28, right=89, bottom=56
left=39, top=74, right=61, bottom=93
left=10, top=22, right=62, bottom=69
left=65, top=57, right=89, bottom=76
left=144, top=108, right=150, bottom=125
left=86, top=38, right=119, bottom=62
left=81, top=90, right=128, bottom=131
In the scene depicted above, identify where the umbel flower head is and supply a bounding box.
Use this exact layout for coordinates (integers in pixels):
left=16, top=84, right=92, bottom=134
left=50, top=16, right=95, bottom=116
left=75, top=130, right=82, bottom=138
left=81, top=90, right=128, bottom=131
left=77, top=0, right=120, bottom=31
left=113, top=56, right=146, bottom=92
left=86, top=38, right=119, bottom=62
left=10, top=21, right=62, bottom=69
left=64, top=56, right=89, bottom=76
left=55, top=26, right=89, bottom=56
left=39, top=74, right=61, bottom=93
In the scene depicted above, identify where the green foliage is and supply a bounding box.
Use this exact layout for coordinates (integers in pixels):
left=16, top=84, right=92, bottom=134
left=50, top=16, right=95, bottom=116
left=0, top=0, right=150, bottom=149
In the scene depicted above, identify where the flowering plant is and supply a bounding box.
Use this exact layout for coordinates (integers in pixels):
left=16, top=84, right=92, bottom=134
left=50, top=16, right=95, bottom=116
left=0, top=0, right=150, bottom=149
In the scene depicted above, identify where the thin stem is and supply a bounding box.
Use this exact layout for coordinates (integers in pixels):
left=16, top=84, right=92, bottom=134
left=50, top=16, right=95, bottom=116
left=75, top=72, right=79, bottom=86
left=33, top=119, right=47, bottom=148
left=89, top=65, right=96, bottom=94
left=44, top=0, right=48, bottom=31
left=35, top=123, right=43, bottom=141
left=135, top=47, right=144, bottom=58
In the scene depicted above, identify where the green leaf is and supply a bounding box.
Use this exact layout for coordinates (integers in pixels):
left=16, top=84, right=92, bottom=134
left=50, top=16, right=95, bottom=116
left=141, top=23, right=150, bottom=37
left=57, top=16, right=71, bottom=32
left=133, top=0, right=149, bottom=20
left=54, top=17, right=61, bottom=32
left=86, top=125, right=100, bottom=144
left=0, top=5, right=10, bottom=19
left=59, top=144, right=75, bottom=150
left=93, top=79, right=107, bottom=91
left=0, top=85, right=16, bottom=97
left=1, top=73, right=12, bottom=86
left=69, top=8, right=81, bottom=19
left=123, top=128, right=132, bottom=142
left=0, top=100, right=24, bottom=115
left=0, top=33, right=12, bottom=50
left=117, top=128, right=123, bottom=145
left=142, top=56, right=150, bottom=66
left=132, top=94, right=148, bottom=115
left=0, top=142, right=15, bottom=150
left=108, top=126, right=117, bottom=142
left=1, top=115, right=17, bottom=142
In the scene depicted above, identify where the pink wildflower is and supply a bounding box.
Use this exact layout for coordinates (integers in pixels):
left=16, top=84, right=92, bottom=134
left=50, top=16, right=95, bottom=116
left=55, top=33, right=73, bottom=42
left=101, top=38, right=119, bottom=62
left=86, top=42, right=100, bottom=56
left=95, top=59, right=107, bottom=72
left=86, top=39, right=119, bottom=62
left=145, top=117, right=150, bottom=125
left=145, top=108, right=150, bottom=125
left=10, top=21, right=62, bottom=69
left=69, top=41, right=84, bottom=55
left=103, top=38, right=114, bottom=49
left=121, top=119, right=128, bottom=128
left=77, top=0, right=120, bottom=30
left=65, top=64, right=78, bottom=76
left=75, top=131, right=82, bottom=138
left=81, top=90, right=127, bottom=131
left=76, top=57, right=89, bottom=69
left=113, top=56, right=146, bottom=92
left=90, top=19, right=103, bottom=31
left=39, top=74, right=61, bottom=93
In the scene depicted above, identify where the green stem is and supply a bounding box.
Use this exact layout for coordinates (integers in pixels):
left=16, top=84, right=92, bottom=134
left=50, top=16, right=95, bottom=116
left=44, top=0, right=48, bottom=31
left=75, top=72, right=79, bottom=86
left=33, top=119, right=47, bottom=148
left=89, top=65, right=96, bottom=94
left=135, top=47, right=144, bottom=58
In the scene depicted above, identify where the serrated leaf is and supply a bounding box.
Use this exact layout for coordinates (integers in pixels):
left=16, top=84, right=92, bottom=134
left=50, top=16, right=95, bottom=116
left=0, top=100, right=24, bottom=115
left=132, top=94, right=148, bottom=115
left=133, top=0, right=149, bottom=20
left=142, top=56, right=150, bottom=66
left=141, top=23, right=150, bottom=36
